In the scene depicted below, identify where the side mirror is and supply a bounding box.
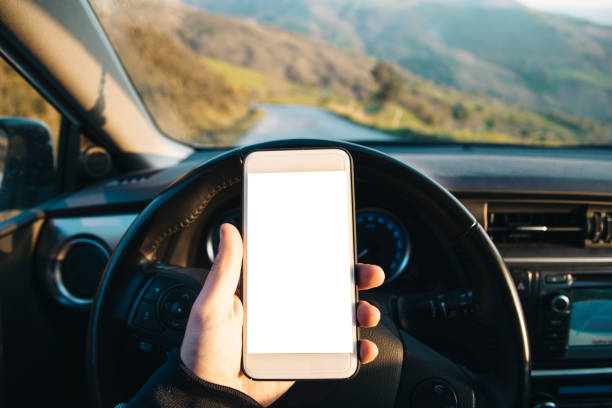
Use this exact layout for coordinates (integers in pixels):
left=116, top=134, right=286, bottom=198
left=0, top=118, right=57, bottom=212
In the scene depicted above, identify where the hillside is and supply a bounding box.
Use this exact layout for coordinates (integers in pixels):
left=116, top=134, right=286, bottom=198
left=97, top=14, right=256, bottom=145
left=104, top=0, right=379, bottom=101
left=183, top=0, right=612, bottom=125
left=202, top=56, right=608, bottom=146
left=91, top=0, right=610, bottom=146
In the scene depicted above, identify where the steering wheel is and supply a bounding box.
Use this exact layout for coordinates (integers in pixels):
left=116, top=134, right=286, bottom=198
left=87, top=140, right=530, bottom=408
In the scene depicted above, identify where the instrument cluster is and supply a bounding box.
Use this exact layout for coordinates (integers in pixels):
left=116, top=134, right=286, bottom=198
left=205, top=207, right=412, bottom=283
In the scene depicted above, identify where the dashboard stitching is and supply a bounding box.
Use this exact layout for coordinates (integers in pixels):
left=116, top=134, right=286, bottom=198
left=145, top=176, right=241, bottom=261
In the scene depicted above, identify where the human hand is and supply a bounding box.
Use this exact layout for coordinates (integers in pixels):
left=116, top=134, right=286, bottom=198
left=180, top=223, right=385, bottom=407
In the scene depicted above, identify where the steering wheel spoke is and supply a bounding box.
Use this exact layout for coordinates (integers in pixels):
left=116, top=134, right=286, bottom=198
left=395, top=330, right=477, bottom=407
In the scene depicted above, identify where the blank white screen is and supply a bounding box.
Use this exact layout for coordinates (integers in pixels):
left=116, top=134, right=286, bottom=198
left=246, top=170, right=353, bottom=354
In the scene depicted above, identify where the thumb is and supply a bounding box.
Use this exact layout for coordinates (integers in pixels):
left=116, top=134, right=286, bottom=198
left=201, top=223, right=243, bottom=302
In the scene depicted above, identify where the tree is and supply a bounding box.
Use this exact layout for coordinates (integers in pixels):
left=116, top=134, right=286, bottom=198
left=371, top=60, right=401, bottom=103
left=452, top=103, right=470, bottom=120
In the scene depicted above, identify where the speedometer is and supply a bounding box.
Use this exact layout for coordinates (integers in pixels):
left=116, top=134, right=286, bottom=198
left=356, top=209, right=411, bottom=282
left=206, top=207, right=411, bottom=282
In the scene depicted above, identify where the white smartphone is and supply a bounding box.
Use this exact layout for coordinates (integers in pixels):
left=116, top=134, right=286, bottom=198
left=242, top=148, right=359, bottom=380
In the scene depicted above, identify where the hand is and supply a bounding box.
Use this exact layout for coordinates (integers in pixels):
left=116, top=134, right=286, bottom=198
left=180, top=223, right=385, bottom=407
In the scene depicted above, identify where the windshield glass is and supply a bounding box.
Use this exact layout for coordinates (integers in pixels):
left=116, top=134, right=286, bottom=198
left=90, top=0, right=611, bottom=147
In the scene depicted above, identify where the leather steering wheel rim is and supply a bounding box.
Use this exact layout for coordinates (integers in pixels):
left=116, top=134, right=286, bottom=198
left=88, top=139, right=530, bottom=408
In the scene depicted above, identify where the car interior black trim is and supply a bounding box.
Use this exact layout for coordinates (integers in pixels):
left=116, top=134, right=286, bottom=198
left=58, top=120, right=82, bottom=194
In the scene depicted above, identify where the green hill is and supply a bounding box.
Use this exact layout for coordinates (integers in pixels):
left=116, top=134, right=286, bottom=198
left=98, top=17, right=256, bottom=146
left=118, top=0, right=379, bottom=101
left=90, top=0, right=610, bottom=146
left=183, top=0, right=612, bottom=125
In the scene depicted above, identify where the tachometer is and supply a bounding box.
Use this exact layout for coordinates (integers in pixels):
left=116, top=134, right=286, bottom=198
left=356, top=209, right=411, bottom=282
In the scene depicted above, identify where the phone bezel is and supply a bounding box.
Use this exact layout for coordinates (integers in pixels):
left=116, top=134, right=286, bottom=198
left=241, top=148, right=359, bottom=380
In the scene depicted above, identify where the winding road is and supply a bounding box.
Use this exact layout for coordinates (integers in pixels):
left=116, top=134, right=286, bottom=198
left=237, top=104, right=399, bottom=145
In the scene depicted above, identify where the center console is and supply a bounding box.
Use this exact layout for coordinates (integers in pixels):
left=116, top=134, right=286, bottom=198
left=507, top=258, right=612, bottom=408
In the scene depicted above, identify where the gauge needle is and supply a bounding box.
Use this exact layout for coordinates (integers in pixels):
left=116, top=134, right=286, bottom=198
left=357, top=248, right=369, bottom=260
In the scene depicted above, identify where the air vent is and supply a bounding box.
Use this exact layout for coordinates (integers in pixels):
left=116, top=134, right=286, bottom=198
left=47, top=237, right=110, bottom=307
left=486, top=203, right=612, bottom=247
left=585, top=207, right=612, bottom=246
left=486, top=204, right=585, bottom=246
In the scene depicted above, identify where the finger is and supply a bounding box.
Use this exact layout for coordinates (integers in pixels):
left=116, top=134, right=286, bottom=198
left=359, top=339, right=379, bottom=364
left=357, top=300, right=381, bottom=328
left=200, top=223, right=243, bottom=301
left=356, top=263, right=385, bottom=290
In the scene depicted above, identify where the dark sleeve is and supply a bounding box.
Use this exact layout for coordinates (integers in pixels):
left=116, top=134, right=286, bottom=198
left=126, top=349, right=262, bottom=408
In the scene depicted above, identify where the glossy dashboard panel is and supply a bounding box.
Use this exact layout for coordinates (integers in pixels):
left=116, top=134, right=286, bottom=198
left=41, top=214, right=138, bottom=249
left=46, top=145, right=612, bottom=213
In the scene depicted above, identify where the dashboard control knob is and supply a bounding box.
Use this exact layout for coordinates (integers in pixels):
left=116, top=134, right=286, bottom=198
left=551, top=294, right=570, bottom=313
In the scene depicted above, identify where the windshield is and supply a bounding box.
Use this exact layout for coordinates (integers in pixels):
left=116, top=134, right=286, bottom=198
left=90, top=0, right=612, bottom=148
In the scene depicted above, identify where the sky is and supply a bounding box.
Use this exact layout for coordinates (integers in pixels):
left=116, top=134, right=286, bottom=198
left=516, top=0, right=612, bottom=25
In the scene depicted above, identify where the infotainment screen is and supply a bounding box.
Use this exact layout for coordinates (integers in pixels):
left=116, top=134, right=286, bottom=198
left=569, top=288, right=612, bottom=347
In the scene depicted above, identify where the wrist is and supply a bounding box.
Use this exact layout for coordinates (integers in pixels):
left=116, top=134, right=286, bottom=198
left=127, top=349, right=261, bottom=408
left=179, top=342, right=246, bottom=395
left=173, top=349, right=262, bottom=407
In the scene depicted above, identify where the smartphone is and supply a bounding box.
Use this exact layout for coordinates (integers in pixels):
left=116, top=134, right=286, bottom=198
left=242, top=148, right=358, bottom=380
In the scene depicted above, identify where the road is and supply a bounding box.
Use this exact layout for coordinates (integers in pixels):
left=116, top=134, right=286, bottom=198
left=237, top=104, right=399, bottom=145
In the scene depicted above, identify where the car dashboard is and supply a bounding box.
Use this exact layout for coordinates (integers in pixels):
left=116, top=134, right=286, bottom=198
left=36, top=143, right=612, bottom=407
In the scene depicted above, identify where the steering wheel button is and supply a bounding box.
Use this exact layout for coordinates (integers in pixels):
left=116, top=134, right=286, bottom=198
left=133, top=302, right=159, bottom=332
left=158, top=286, right=197, bottom=330
left=169, top=320, right=185, bottom=330
left=412, top=379, right=458, bottom=408
left=138, top=340, right=153, bottom=352
left=144, top=277, right=176, bottom=301
left=170, top=300, right=188, bottom=317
